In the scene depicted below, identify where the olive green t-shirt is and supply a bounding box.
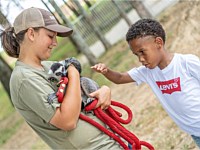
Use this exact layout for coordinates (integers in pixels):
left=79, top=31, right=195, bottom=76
left=10, top=61, right=122, bottom=149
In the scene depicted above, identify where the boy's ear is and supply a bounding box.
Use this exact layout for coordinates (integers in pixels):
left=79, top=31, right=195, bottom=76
left=155, top=37, right=164, bottom=49
left=26, top=28, right=35, bottom=41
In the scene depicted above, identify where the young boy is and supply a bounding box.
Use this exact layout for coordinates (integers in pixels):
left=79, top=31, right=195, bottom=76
left=91, top=18, right=200, bottom=148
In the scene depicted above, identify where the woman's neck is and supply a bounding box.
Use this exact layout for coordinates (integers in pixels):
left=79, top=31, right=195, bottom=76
left=18, top=45, right=43, bottom=69
left=18, top=55, right=43, bottom=69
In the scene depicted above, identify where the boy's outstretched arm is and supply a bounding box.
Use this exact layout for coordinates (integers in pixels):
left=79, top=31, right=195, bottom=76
left=91, top=63, right=135, bottom=84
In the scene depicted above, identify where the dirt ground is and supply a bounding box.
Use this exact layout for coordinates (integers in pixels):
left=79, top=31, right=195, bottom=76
left=1, top=1, right=200, bottom=150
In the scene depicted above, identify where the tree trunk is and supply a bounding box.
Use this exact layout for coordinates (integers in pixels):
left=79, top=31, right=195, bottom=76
left=62, top=0, right=80, bottom=17
left=41, top=0, right=81, bottom=54
left=112, top=0, right=132, bottom=27
left=131, top=0, right=153, bottom=19
left=83, top=0, right=92, bottom=8
left=0, top=10, right=11, bottom=28
left=0, top=9, right=13, bottom=105
left=0, top=56, right=12, bottom=102
left=73, top=0, right=111, bottom=50
left=48, top=0, right=98, bottom=65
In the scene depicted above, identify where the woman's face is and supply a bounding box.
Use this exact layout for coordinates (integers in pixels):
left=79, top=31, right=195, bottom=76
left=33, top=28, right=57, bottom=61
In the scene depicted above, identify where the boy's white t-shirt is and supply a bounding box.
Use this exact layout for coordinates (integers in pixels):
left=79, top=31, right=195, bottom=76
left=128, top=53, right=200, bottom=136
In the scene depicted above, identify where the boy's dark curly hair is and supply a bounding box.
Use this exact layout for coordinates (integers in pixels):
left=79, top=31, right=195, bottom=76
left=126, top=18, right=166, bottom=44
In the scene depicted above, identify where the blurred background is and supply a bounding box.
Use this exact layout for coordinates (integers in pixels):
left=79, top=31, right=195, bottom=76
left=0, top=0, right=199, bottom=149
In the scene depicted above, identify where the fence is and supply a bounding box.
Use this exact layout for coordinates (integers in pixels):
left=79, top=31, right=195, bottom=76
left=71, top=0, right=178, bottom=58
left=72, top=1, right=133, bottom=46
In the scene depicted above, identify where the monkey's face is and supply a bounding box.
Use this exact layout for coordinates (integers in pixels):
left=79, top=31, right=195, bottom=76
left=48, top=62, right=66, bottom=83
left=49, top=63, right=65, bottom=75
left=54, top=65, right=64, bottom=76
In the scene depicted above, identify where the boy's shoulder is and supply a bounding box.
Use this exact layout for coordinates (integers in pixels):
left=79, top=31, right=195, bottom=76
left=173, top=53, right=200, bottom=70
left=175, top=53, right=197, bottom=56
left=175, top=53, right=199, bottom=61
left=177, top=53, right=199, bottom=59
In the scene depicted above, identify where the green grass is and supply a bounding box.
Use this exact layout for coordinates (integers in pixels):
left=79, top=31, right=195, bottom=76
left=0, top=118, right=23, bottom=147
left=0, top=84, right=14, bottom=121
left=0, top=83, right=21, bottom=147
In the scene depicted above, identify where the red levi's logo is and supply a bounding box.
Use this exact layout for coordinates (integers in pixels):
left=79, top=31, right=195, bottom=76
left=156, top=77, right=181, bottom=94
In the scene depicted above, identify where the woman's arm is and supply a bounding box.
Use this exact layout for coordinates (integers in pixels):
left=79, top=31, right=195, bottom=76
left=50, top=65, right=82, bottom=131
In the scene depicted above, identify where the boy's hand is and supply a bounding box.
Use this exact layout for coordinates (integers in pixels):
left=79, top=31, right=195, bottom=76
left=91, top=63, right=108, bottom=74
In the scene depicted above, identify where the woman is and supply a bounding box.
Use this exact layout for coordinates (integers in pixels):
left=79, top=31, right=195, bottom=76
left=0, top=7, right=122, bottom=149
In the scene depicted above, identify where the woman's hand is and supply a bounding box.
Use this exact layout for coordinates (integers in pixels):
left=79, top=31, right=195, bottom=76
left=89, top=85, right=111, bottom=110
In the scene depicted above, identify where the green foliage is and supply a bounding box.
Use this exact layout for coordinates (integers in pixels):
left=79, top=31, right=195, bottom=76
left=0, top=52, right=16, bottom=69
left=48, top=37, right=78, bottom=61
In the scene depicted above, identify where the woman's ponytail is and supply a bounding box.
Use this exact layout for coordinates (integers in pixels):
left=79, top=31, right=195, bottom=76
left=0, top=27, right=22, bottom=58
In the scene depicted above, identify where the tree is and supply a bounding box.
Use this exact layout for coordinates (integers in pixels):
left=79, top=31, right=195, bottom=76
left=0, top=55, right=12, bottom=100
left=112, top=0, right=132, bottom=27
left=0, top=10, right=11, bottom=28
left=73, top=0, right=111, bottom=50
left=48, top=0, right=98, bottom=65
left=12, top=0, right=24, bottom=10
left=41, top=0, right=81, bottom=54
left=62, top=0, right=80, bottom=17
left=0, top=9, right=13, bottom=103
left=131, top=1, right=153, bottom=19
left=83, top=0, right=92, bottom=8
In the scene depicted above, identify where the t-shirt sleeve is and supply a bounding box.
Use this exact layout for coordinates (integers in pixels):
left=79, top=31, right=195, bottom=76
left=186, top=54, right=200, bottom=82
left=127, top=66, right=147, bottom=85
left=19, top=77, right=60, bottom=122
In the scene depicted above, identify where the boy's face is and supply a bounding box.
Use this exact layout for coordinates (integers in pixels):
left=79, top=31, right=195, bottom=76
left=128, top=36, right=164, bottom=69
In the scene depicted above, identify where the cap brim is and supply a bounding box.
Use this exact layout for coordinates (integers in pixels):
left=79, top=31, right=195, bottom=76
left=45, top=24, right=73, bottom=37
